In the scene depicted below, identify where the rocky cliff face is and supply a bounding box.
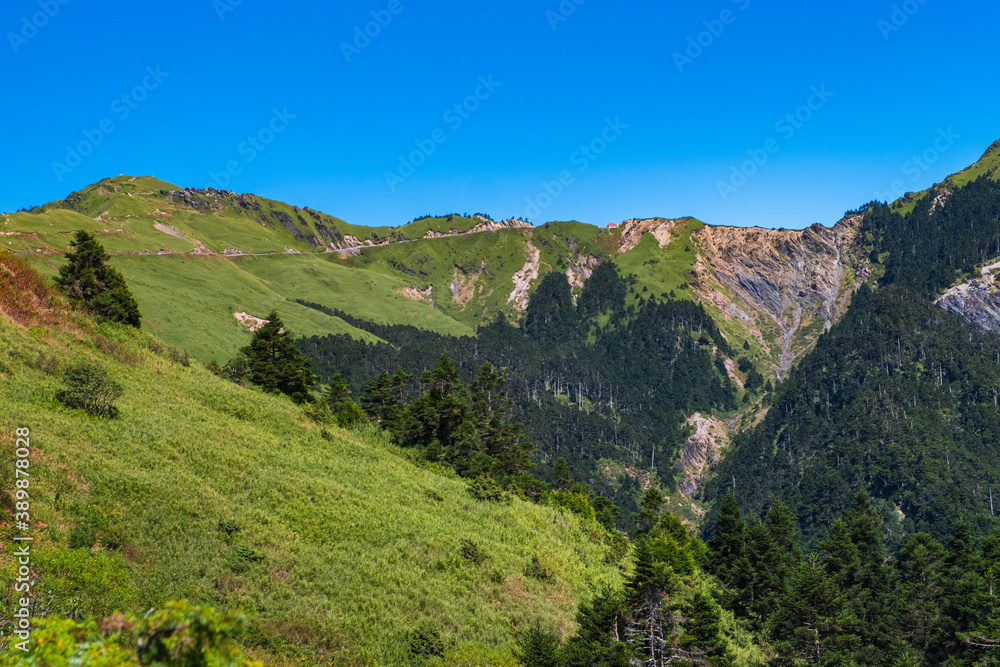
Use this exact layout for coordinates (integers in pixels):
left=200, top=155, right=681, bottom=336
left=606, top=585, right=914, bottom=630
left=937, top=260, right=1000, bottom=335
left=617, top=218, right=684, bottom=253
left=691, top=217, right=867, bottom=378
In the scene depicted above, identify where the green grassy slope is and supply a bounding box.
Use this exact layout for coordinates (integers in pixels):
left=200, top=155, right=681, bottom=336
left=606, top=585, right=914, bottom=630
left=890, top=138, right=1000, bottom=216
left=0, top=263, right=625, bottom=665
left=612, top=218, right=704, bottom=302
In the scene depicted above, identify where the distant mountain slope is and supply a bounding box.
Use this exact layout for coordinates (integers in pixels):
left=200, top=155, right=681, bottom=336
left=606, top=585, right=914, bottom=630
left=702, top=168, right=1000, bottom=543
left=7, top=176, right=864, bottom=378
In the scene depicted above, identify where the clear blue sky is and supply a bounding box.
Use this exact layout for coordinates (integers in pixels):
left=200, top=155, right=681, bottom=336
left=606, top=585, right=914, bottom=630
left=3, top=0, right=998, bottom=229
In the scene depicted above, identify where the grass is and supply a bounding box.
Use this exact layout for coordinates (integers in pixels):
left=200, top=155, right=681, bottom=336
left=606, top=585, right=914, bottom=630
left=0, top=282, right=625, bottom=665
left=613, top=218, right=704, bottom=302
left=890, top=139, right=1000, bottom=217
left=339, top=229, right=540, bottom=328
left=22, top=253, right=386, bottom=364
left=237, top=254, right=474, bottom=337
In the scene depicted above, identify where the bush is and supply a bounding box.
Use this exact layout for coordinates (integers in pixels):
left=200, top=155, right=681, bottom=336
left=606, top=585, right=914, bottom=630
left=56, top=361, right=123, bottom=418
left=459, top=538, right=488, bottom=565
left=227, top=544, right=265, bottom=572
left=523, top=555, right=552, bottom=581
left=467, top=476, right=511, bottom=503
left=408, top=624, right=445, bottom=661
left=550, top=491, right=596, bottom=522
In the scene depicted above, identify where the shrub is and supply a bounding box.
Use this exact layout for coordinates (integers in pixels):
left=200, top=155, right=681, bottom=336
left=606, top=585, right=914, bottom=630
left=550, top=491, right=596, bottom=522
left=227, top=544, right=266, bottom=572
left=523, top=556, right=552, bottom=581
left=218, top=518, right=241, bottom=537
left=56, top=361, right=123, bottom=418
left=467, top=476, right=511, bottom=503
left=408, top=624, right=445, bottom=660
left=459, top=538, right=488, bottom=565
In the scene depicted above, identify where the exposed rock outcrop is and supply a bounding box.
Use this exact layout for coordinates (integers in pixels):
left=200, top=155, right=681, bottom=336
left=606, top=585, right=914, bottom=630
left=617, top=218, right=683, bottom=253
left=937, top=259, right=1000, bottom=334
left=692, top=216, right=867, bottom=378
left=508, top=241, right=541, bottom=312
left=678, top=413, right=729, bottom=496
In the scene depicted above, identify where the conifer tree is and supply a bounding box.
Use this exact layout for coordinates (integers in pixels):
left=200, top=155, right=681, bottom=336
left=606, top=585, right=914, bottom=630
left=398, top=354, right=476, bottom=468
left=361, top=368, right=412, bottom=428
left=237, top=310, right=317, bottom=403
left=514, top=624, right=561, bottom=667
left=896, top=532, right=945, bottom=654
left=708, top=494, right=746, bottom=589
left=767, top=554, right=859, bottom=665
left=323, top=373, right=364, bottom=426
left=55, top=230, right=141, bottom=327
left=470, top=362, right=535, bottom=479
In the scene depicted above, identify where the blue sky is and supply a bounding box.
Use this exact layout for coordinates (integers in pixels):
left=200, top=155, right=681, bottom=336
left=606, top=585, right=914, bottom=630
left=2, top=0, right=998, bottom=229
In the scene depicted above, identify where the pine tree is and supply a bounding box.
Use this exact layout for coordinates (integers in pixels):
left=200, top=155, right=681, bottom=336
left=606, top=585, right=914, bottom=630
left=398, top=354, right=476, bottom=468
left=708, top=494, right=746, bottom=591
left=361, top=368, right=412, bottom=428
left=514, top=624, right=561, bottom=667
left=819, top=491, right=903, bottom=663
left=767, top=554, right=859, bottom=666
left=896, top=532, right=945, bottom=654
left=323, top=373, right=364, bottom=426
left=470, top=362, right=535, bottom=479
left=54, top=230, right=141, bottom=327
left=237, top=310, right=318, bottom=404
left=554, top=457, right=572, bottom=490
left=679, top=592, right=732, bottom=665
left=935, top=521, right=987, bottom=660
left=637, top=487, right=664, bottom=532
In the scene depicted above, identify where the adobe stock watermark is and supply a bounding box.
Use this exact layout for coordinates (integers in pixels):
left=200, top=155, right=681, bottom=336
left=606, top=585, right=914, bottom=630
left=523, top=117, right=628, bottom=220
left=878, top=0, right=929, bottom=40
left=873, top=128, right=959, bottom=203
left=384, top=76, right=501, bottom=192
left=341, top=0, right=407, bottom=64
left=673, top=0, right=751, bottom=74
left=214, top=0, right=243, bottom=21
left=8, top=0, right=71, bottom=54
left=51, top=66, right=170, bottom=183
left=209, top=108, right=296, bottom=189
left=546, top=0, right=586, bottom=31
left=717, top=85, right=833, bottom=202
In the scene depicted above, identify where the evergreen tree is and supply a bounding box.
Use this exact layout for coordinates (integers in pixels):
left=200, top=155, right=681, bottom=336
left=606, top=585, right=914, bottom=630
left=237, top=310, right=318, bottom=403
left=767, top=554, right=859, bottom=666
left=896, top=532, right=945, bottom=655
left=361, top=368, right=412, bottom=429
left=554, top=456, right=572, bottom=490
left=820, top=491, right=903, bottom=662
left=54, top=230, right=141, bottom=327
left=935, top=521, right=987, bottom=661
left=637, top=487, right=664, bottom=531
left=679, top=592, right=733, bottom=665
left=323, top=373, right=364, bottom=426
left=708, top=494, right=746, bottom=591
left=398, top=354, right=477, bottom=469
left=470, top=362, right=535, bottom=479
left=514, top=624, right=561, bottom=667
left=561, top=586, right=631, bottom=667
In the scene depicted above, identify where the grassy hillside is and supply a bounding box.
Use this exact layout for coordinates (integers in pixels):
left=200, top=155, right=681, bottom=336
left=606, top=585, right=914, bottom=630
left=0, top=251, right=625, bottom=665
left=890, top=138, right=1000, bottom=216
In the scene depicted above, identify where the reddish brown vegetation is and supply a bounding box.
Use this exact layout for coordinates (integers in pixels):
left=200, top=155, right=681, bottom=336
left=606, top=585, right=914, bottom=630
left=0, top=250, right=67, bottom=326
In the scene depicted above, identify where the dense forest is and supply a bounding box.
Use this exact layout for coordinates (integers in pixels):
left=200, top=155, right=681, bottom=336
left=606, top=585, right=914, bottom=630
left=296, top=263, right=743, bottom=525
left=704, top=175, right=1000, bottom=544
